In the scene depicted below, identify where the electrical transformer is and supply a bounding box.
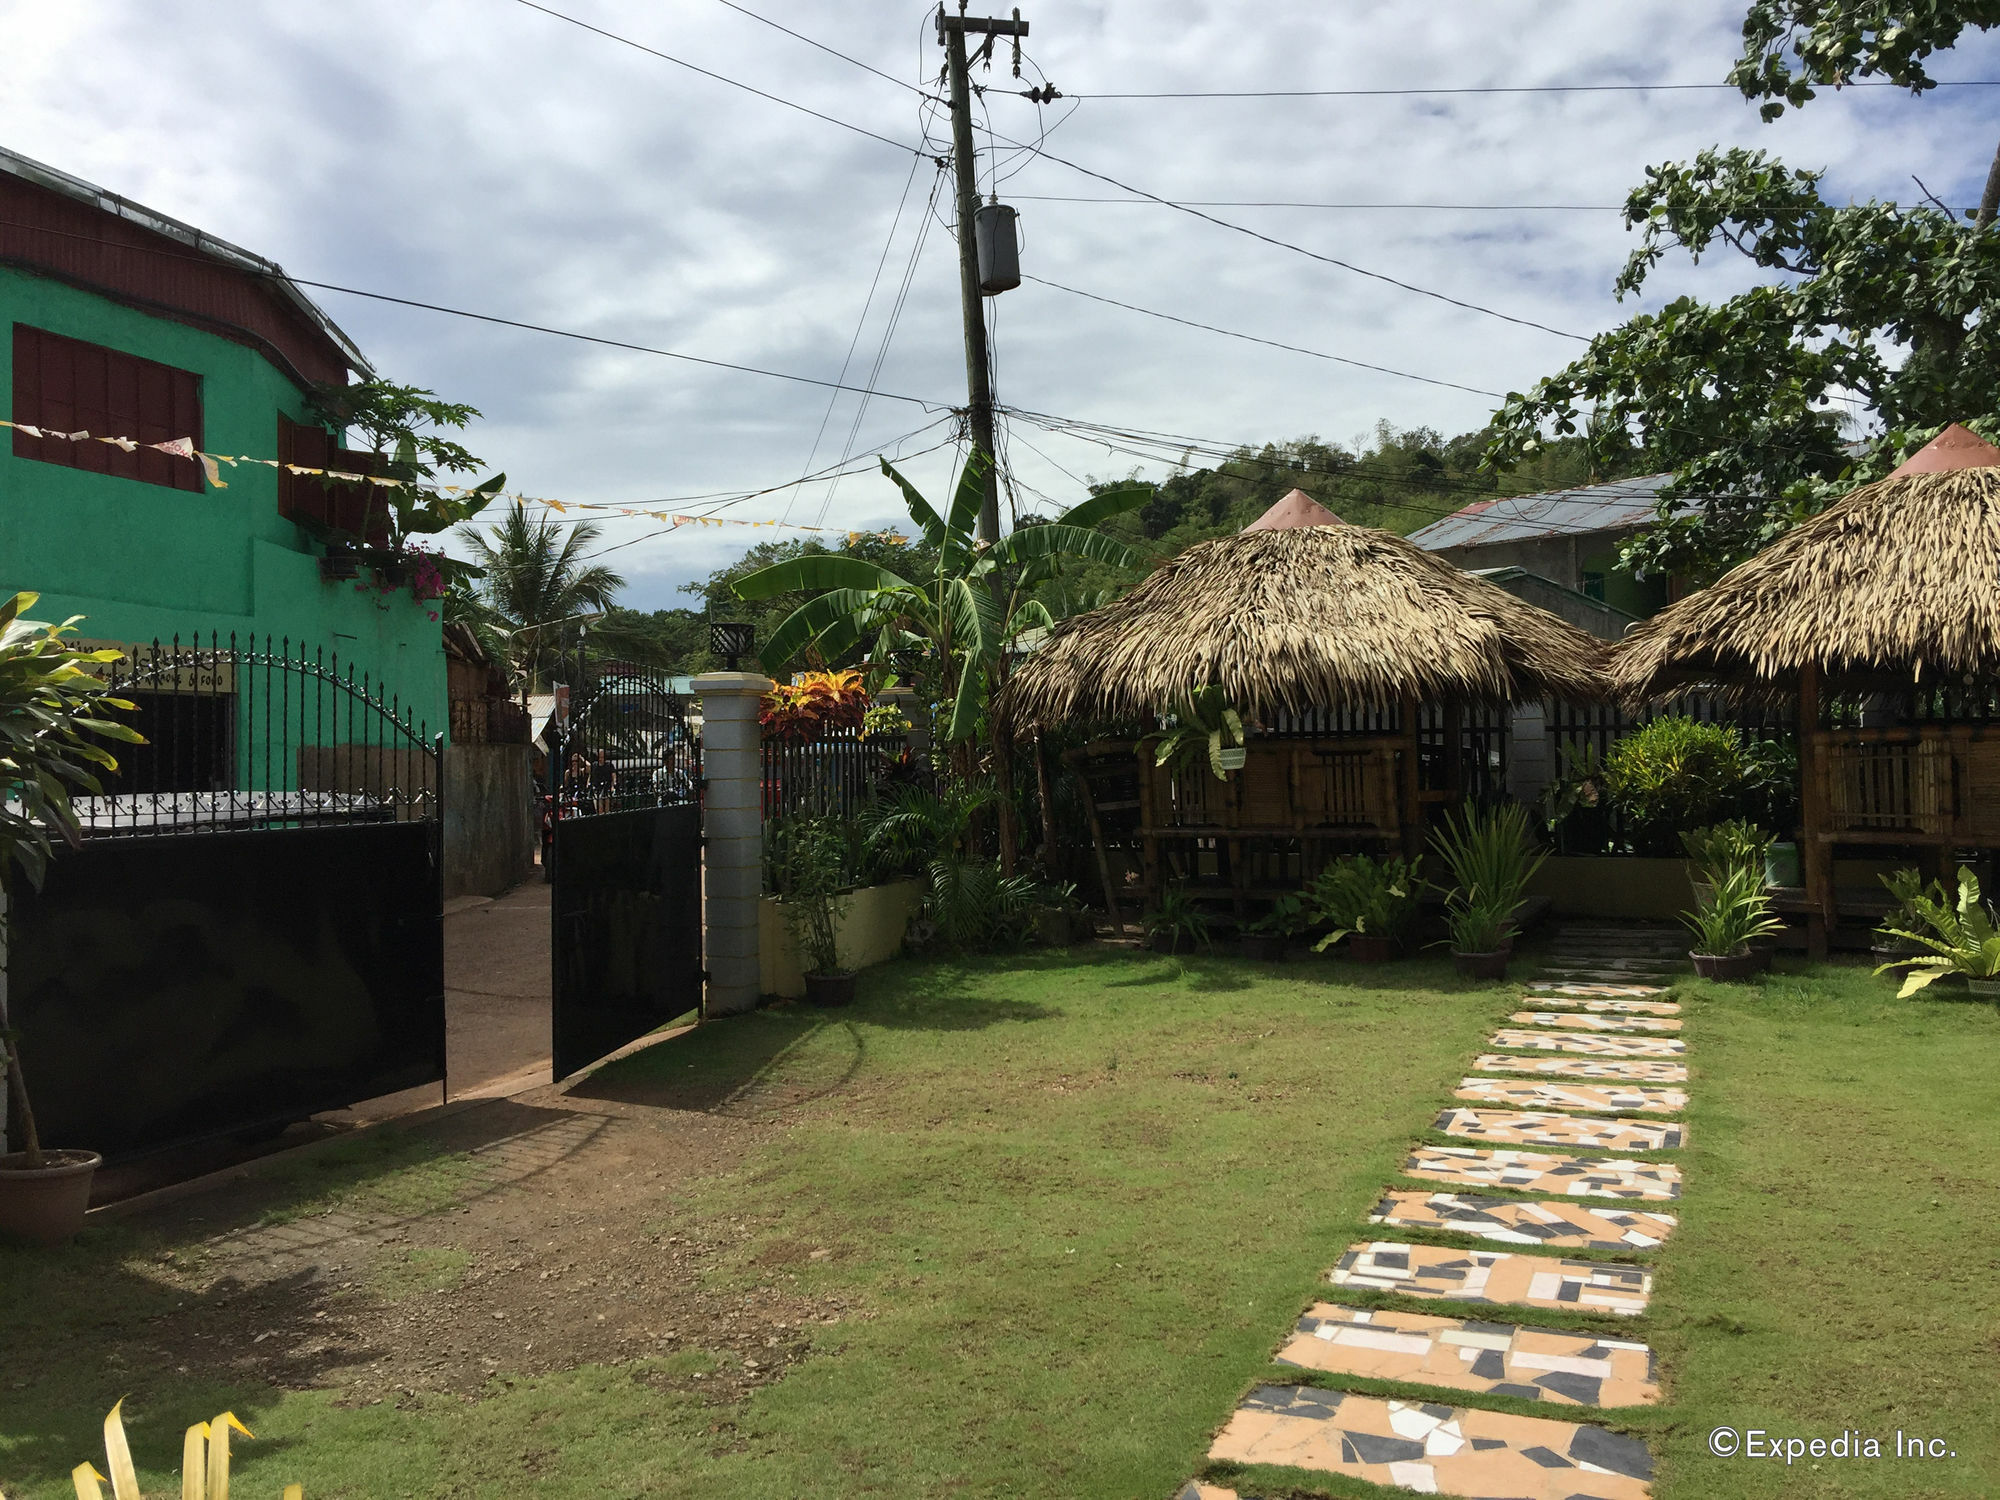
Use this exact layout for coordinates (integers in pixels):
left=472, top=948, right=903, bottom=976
left=974, top=201, right=1020, bottom=294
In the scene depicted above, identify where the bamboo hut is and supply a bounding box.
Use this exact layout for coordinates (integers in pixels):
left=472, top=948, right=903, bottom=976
left=1610, top=423, right=2000, bottom=956
left=1002, top=491, right=1608, bottom=915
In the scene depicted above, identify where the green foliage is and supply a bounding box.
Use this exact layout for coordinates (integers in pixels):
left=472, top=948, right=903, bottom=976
left=732, top=450, right=1146, bottom=742
left=1602, top=717, right=1748, bottom=852
left=1876, top=867, right=1947, bottom=947
left=1141, top=887, right=1212, bottom=953
left=1875, top=866, right=2000, bottom=995
left=1243, top=894, right=1308, bottom=938
left=1730, top=1, right=2000, bottom=119
left=309, top=378, right=505, bottom=552
left=918, top=858, right=1043, bottom=952
left=768, top=816, right=855, bottom=977
left=1487, top=0, right=2000, bottom=583
left=0, top=596, right=144, bottom=893
left=1151, top=687, right=1245, bottom=781
left=456, top=505, right=628, bottom=697
left=858, top=779, right=994, bottom=880
left=1306, top=854, right=1423, bottom=951
left=1427, top=803, right=1547, bottom=954
left=1682, top=819, right=1775, bottom=888
left=1684, top=862, right=1786, bottom=956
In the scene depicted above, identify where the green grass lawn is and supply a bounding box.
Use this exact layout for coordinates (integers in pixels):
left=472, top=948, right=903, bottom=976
left=3, top=948, right=1996, bottom=1500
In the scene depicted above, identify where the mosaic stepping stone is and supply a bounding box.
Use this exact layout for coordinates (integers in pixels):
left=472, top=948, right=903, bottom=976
left=1456, top=1077, right=1688, bottom=1115
left=1525, top=995, right=1682, bottom=1016
left=1490, top=1028, right=1687, bottom=1058
left=1331, top=1242, right=1653, bottom=1316
left=1211, top=1386, right=1654, bottom=1498
left=1528, top=981, right=1668, bottom=997
left=1369, top=1190, right=1677, bottom=1251
left=1172, top=1486, right=1238, bottom=1500
left=1512, top=1011, right=1683, bottom=1033
left=1471, top=1053, right=1689, bottom=1083
left=1403, top=1145, right=1681, bottom=1201
left=1436, top=1108, right=1684, bottom=1152
left=1277, top=1303, right=1661, bottom=1406
left=1539, top=968, right=1682, bottom=984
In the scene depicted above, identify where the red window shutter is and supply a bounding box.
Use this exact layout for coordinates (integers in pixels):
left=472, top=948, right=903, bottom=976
left=10, top=325, right=202, bottom=492
left=277, top=413, right=332, bottom=527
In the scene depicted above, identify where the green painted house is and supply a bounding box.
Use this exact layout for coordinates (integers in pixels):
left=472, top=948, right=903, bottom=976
left=0, top=145, right=448, bottom=786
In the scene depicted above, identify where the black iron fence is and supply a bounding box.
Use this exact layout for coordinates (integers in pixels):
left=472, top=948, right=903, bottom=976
left=761, top=724, right=910, bottom=822
left=547, top=663, right=700, bottom=818
left=65, top=634, right=441, bottom=836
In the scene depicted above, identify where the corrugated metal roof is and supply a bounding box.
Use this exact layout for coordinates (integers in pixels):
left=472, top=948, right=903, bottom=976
left=1408, top=474, right=1687, bottom=551
left=0, top=144, right=374, bottom=378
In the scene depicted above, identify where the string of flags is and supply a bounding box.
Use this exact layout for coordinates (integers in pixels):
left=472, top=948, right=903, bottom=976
left=0, top=420, right=909, bottom=545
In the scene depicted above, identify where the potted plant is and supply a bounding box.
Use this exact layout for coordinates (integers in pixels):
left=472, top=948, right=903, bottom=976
left=1872, top=868, right=1939, bottom=964
left=1151, top=686, right=1246, bottom=782
left=772, top=816, right=857, bottom=1005
left=1428, top=803, right=1547, bottom=979
left=1033, top=881, right=1091, bottom=947
left=1142, top=887, right=1211, bottom=954
left=1306, top=854, right=1421, bottom=961
left=1439, top=890, right=1514, bottom=980
left=1684, top=863, right=1784, bottom=981
left=1873, top=867, right=2000, bottom=1000
left=1241, top=894, right=1306, bottom=961
left=0, top=592, right=142, bottom=1246
left=1682, top=819, right=1773, bottom=904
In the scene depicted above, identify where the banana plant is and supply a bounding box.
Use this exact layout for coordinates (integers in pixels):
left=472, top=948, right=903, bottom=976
left=1874, top=867, right=2000, bottom=998
left=729, top=449, right=1145, bottom=741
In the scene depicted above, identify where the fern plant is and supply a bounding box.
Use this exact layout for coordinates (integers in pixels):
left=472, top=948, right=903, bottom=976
left=1142, top=887, right=1212, bottom=953
left=1306, top=854, right=1422, bottom=952
left=1874, top=867, right=2000, bottom=998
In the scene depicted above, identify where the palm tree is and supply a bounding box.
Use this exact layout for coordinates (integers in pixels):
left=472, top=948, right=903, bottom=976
left=458, top=504, right=627, bottom=701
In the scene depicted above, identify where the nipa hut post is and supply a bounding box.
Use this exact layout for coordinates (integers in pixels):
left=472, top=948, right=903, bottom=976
left=1002, top=491, right=1609, bottom=917
left=1610, top=424, right=2000, bottom=957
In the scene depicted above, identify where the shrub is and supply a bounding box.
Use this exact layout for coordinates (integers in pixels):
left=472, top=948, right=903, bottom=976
left=1682, top=819, right=1773, bottom=888
left=1306, top=854, right=1423, bottom=951
left=1602, top=716, right=1746, bottom=853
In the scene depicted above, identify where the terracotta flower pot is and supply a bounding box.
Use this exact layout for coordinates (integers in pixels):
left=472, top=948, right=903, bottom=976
left=1345, top=935, right=1398, bottom=963
left=803, top=971, right=856, bottom=1007
left=1453, top=949, right=1510, bottom=981
left=1241, top=933, right=1289, bottom=962
left=1690, top=950, right=1761, bottom=982
left=0, top=1150, right=101, bottom=1247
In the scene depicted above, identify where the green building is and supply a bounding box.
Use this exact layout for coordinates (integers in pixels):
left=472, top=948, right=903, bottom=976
left=0, top=145, right=448, bottom=785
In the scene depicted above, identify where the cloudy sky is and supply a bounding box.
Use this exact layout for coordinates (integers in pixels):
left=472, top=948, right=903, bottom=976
left=7, top=1, right=1999, bottom=607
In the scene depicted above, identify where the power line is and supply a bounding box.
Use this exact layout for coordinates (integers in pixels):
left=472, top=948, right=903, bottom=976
left=1065, top=79, right=2000, bottom=99
left=1022, top=275, right=1506, bottom=398
left=508, top=0, right=922, bottom=155
left=709, top=0, right=930, bottom=97
left=977, top=128, right=1591, bottom=342
left=0, top=217, right=957, bottom=410
left=1015, top=195, right=1622, bottom=211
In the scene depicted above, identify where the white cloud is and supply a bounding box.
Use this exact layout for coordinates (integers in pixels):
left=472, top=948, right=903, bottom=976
left=4, top=0, right=1997, bottom=604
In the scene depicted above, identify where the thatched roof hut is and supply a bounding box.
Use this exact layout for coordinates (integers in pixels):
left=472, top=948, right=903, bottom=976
left=1002, top=490, right=1607, bottom=727
left=1610, top=424, right=2000, bottom=704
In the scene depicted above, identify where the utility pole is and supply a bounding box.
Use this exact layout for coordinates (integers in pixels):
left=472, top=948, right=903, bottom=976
left=938, top=3, right=1027, bottom=547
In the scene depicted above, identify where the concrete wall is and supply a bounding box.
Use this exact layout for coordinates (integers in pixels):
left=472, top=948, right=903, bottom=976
left=1531, top=858, right=1696, bottom=920
left=759, top=880, right=918, bottom=999
left=1432, top=529, right=1668, bottom=620
left=443, top=742, right=534, bottom=899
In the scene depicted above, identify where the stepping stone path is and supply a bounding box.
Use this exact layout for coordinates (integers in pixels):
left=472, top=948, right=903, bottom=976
left=1434, top=1107, right=1684, bottom=1152
left=1471, top=1053, right=1689, bottom=1083
left=1367, top=1190, right=1677, bottom=1251
left=1454, top=1077, right=1688, bottom=1115
left=1188, top=923, right=1694, bottom=1498
left=1512, top=1010, right=1682, bottom=1033
left=1489, top=1028, right=1686, bottom=1057
left=1275, top=1304, right=1661, bottom=1406
left=1403, top=1145, right=1681, bottom=1201
left=1331, top=1242, right=1654, bottom=1315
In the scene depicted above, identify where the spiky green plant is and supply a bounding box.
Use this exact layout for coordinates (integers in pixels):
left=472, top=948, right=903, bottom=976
left=1874, top=867, right=2000, bottom=998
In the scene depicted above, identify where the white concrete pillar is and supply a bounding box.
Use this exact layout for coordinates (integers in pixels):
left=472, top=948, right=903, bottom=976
left=693, top=671, right=771, bottom=1018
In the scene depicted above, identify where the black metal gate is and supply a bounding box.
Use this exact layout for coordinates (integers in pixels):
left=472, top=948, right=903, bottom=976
left=548, top=663, right=702, bottom=1079
left=6, top=637, right=444, bottom=1161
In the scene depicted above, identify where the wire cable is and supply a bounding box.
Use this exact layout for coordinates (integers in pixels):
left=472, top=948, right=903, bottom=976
left=509, top=0, right=923, bottom=154
left=1066, top=79, right=2000, bottom=99
left=1014, top=195, right=1623, bottom=211
left=1022, top=274, right=1506, bottom=398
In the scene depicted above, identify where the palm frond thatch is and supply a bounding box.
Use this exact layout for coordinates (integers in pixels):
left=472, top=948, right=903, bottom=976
left=997, top=522, right=1608, bottom=727
left=1610, top=464, right=2000, bottom=705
